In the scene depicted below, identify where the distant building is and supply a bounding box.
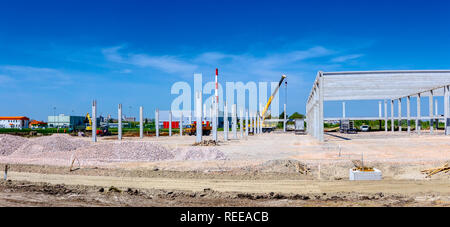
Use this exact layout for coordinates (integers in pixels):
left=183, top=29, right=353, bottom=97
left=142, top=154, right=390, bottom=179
left=47, top=114, right=85, bottom=128
left=0, top=116, right=30, bottom=129
left=124, top=117, right=136, bottom=122
left=29, top=120, right=47, bottom=129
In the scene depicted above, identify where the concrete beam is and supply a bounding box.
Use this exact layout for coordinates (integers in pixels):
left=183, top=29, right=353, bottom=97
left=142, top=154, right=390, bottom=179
left=224, top=102, right=228, bottom=141
left=391, top=99, right=394, bottom=132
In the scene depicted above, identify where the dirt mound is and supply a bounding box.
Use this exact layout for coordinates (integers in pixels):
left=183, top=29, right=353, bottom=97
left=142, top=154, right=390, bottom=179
left=254, top=159, right=310, bottom=173
left=173, top=147, right=227, bottom=161
left=13, top=134, right=91, bottom=155
left=72, top=141, right=174, bottom=162
left=0, top=134, right=28, bottom=155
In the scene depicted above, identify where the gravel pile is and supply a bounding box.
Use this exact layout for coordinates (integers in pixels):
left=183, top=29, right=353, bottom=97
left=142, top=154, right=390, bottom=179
left=0, top=134, right=28, bottom=155
left=13, top=134, right=91, bottom=155
left=173, top=147, right=227, bottom=161
left=72, top=141, right=175, bottom=162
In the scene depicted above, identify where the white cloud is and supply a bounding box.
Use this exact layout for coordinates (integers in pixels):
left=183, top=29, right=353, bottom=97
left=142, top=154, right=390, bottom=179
left=0, top=65, right=72, bottom=88
left=102, top=46, right=198, bottom=74
left=331, top=54, right=364, bottom=63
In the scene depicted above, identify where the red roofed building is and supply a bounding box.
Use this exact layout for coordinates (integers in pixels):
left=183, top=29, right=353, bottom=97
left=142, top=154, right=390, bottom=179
left=0, top=116, right=30, bottom=129
left=29, top=120, right=47, bottom=129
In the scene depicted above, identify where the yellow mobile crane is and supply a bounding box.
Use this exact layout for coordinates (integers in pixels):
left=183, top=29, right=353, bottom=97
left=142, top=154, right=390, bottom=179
left=259, top=74, right=286, bottom=132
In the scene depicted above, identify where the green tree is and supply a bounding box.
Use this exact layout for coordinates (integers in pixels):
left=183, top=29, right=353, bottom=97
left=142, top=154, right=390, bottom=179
left=289, top=112, right=305, bottom=119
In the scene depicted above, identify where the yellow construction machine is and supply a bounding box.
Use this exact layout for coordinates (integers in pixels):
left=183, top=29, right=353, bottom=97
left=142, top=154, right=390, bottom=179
left=259, top=74, right=287, bottom=132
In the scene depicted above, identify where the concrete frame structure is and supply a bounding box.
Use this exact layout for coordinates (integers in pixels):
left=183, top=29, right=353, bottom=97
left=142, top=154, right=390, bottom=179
left=306, top=70, right=450, bottom=141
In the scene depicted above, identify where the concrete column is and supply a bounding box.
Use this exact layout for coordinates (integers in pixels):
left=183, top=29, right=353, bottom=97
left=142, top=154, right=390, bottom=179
left=283, top=104, right=287, bottom=132
left=391, top=99, right=394, bottom=132
left=255, top=115, right=258, bottom=134
left=118, top=104, right=122, bottom=141
left=92, top=100, right=97, bottom=142
left=378, top=101, right=382, bottom=118
left=245, top=110, right=249, bottom=137
left=253, top=114, right=256, bottom=134
left=342, top=102, right=346, bottom=119
left=398, top=99, right=402, bottom=132
left=139, top=106, right=143, bottom=139
left=213, top=102, right=218, bottom=142
left=155, top=109, right=159, bottom=137
left=435, top=99, right=439, bottom=130
left=407, top=96, right=411, bottom=134
left=417, top=94, right=421, bottom=135
left=195, top=91, right=202, bottom=143
left=384, top=100, right=388, bottom=132
left=224, top=102, right=228, bottom=141
left=232, top=104, right=237, bottom=139
left=429, top=91, right=434, bottom=134
left=259, top=115, right=263, bottom=134
left=239, top=109, right=244, bottom=138
left=445, top=86, right=449, bottom=135
left=180, top=112, right=183, bottom=136
left=169, top=111, right=172, bottom=136
left=188, top=114, right=192, bottom=125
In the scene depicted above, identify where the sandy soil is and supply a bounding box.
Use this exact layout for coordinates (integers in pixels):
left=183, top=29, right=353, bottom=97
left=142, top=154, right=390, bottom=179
left=0, top=130, right=449, bottom=206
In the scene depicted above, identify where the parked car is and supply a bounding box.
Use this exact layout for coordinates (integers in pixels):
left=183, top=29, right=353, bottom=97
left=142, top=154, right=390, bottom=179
left=360, top=125, right=370, bottom=132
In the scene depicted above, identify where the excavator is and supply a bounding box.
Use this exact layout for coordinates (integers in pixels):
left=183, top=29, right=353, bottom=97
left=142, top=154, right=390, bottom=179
left=82, top=113, right=111, bottom=136
left=259, top=74, right=287, bottom=133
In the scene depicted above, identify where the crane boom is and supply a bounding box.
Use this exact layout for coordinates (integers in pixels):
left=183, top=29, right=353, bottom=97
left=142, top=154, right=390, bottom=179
left=260, top=74, right=286, bottom=121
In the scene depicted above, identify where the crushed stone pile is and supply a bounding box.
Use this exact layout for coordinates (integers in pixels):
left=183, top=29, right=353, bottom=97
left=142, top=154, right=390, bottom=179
left=13, top=134, right=91, bottom=155
left=0, top=134, right=28, bottom=155
left=72, top=141, right=175, bottom=162
left=173, top=147, right=227, bottom=161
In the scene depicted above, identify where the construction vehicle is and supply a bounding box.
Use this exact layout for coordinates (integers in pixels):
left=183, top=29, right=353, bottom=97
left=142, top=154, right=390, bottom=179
left=184, top=122, right=212, bottom=136
left=81, top=113, right=111, bottom=136
left=339, top=119, right=357, bottom=134
left=259, top=74, right=287, bottom=133
left=294, top=119, right=305, bottom=135
left=84, top=113, right=93, bottom=131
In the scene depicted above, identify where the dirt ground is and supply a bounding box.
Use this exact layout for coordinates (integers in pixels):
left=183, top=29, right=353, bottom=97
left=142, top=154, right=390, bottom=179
left=0, top=130, right=449, bottom=206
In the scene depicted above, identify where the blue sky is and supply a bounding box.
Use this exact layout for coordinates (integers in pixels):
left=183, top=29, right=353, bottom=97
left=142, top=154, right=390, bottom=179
left=0, top=0, right=449, bottom=120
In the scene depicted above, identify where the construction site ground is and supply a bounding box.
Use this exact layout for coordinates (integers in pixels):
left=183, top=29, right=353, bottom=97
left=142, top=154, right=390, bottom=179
left=0, top=130, right=449, bottom=206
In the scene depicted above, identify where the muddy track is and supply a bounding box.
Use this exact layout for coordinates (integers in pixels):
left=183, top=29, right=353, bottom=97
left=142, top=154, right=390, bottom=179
left=0, top=179, right=447, bottom=207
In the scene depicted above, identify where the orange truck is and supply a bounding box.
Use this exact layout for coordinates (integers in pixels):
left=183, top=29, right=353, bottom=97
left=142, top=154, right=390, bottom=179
left=184, top=122, right=212, bottom=136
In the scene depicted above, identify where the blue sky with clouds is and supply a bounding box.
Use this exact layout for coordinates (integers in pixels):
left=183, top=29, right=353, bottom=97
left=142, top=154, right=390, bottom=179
left=0, top=0, right=449, bottom=120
